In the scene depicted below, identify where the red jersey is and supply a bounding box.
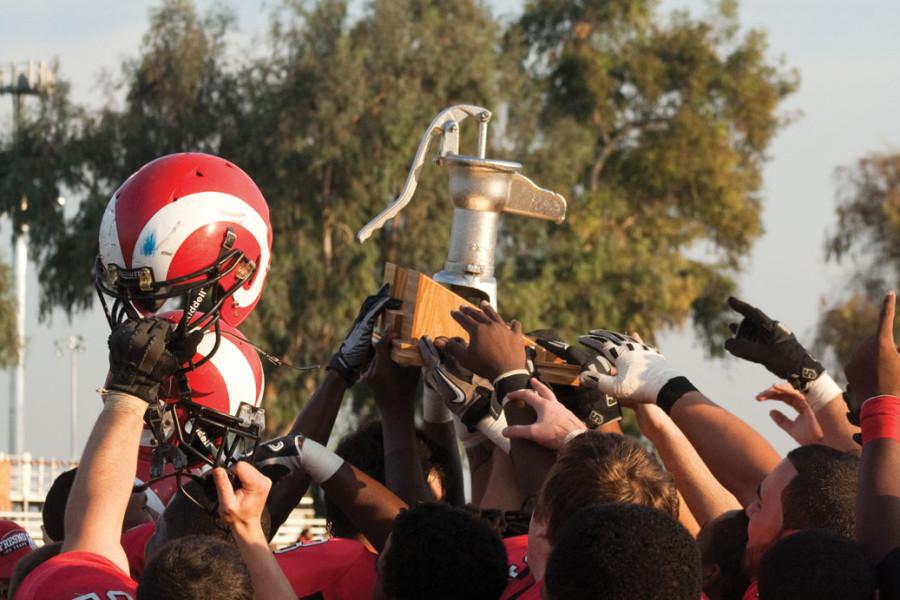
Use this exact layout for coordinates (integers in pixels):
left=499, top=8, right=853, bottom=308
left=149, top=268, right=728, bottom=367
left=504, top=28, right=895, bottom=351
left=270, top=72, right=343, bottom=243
left=121, top=521, right=156, bottom=580
left=15, top=551, right=138, bottom=600
left=500, top=534, right=542, bottom=600
left=274, top=537, right=377, bottom=599
left=743, top=579, right=758, bottom=599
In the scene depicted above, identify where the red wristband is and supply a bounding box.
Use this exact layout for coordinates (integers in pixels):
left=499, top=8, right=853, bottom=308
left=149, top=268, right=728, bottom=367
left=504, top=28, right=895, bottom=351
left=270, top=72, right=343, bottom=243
left=860, top=395, right=900, bottom=445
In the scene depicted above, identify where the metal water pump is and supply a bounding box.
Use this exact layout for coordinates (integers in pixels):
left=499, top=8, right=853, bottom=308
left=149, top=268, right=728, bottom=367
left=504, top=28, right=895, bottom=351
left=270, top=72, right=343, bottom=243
left=356, top=104, right=568, bottom=306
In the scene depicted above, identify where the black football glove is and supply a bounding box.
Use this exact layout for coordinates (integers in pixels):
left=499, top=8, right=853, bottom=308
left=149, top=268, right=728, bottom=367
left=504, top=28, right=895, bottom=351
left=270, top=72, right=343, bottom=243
left=724, top=297, right=824, bottom=392
left=253, top=434, right=304, bottom=484
left=107, top=318, right=201, bottom=403
left=328, top=284, right=402, bottom=384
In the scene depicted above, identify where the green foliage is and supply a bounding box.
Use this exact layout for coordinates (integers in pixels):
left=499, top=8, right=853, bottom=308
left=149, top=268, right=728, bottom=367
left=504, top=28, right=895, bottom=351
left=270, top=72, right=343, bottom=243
left=0, top=0, right=794, bottom=431
left=816, top=153, right=900, bottom=371
left=0, top=261, right=17, bottom=367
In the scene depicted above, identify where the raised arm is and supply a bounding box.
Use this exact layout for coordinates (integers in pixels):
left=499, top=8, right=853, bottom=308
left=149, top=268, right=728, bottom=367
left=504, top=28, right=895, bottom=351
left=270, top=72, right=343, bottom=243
left=845, top=291, right=900, bottom=571
left=213, top=463, right=297, bottom=600
left=634, top=403, right=741, bottom=527
left=65, top=318, right=193, bottom=572
left=265, top=285, right=398, bottom=531
left=254, top=435, right=407, bottom=552
left=441, top=302, right=556, bottom=499
left=366, top=330, right=429, bottom=505
left=579, top=330, right=780, bottom=506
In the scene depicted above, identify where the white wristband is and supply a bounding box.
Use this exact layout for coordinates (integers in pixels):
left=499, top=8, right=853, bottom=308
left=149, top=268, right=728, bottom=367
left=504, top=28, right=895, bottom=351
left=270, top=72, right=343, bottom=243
left=453, top=417, right=487, bottom=448
left=475, top=410, right=511, bottom=454
left=805, top=372, right=843, bottom=412
left=299, top=438, right=345, bottom=483
left=423, top=386, right=454, bottom=424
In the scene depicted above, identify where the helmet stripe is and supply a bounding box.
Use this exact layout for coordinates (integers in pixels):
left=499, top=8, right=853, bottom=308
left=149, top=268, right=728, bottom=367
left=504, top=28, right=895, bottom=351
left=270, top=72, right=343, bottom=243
left=130, top=191, right=271, bottom=309
left=98, top=192, right=126, bottom=268
left=196, top=332, right=259, bottom=416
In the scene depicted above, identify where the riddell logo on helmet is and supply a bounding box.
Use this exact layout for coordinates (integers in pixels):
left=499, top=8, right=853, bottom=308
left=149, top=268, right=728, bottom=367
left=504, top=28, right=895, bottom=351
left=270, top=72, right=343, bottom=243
left=185, top=288, right=208, bottom=322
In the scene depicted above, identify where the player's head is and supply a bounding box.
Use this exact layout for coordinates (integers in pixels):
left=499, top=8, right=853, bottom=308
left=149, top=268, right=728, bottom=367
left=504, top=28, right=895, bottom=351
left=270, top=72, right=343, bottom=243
left=0, top=520, right=37, bottom=596
left=145, top=478, right=273, bottom=560
left=96, top=152, right=272, bottom=331
left=746, top=445, right=858, bottom=569
left=757, top=529, right=876, bottom=600
left=7, top=542, right=61, bottom=600
left=375, top=502, right=507, bottom=600
left=533, top=431, right=679, bottom=543
left=326, top=421, right=451, bottom=540
left=544, top=503, right=702, bottom=600
left=43, top=468, right=162, bottom=543
left=697, top=509, right=749, bottom=600
left=139, top=535, right=252, bottom=600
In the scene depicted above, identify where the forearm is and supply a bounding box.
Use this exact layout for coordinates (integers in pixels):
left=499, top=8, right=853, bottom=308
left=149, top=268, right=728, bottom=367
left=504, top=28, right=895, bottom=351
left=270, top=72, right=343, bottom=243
left=816, top=395, right=862, bottom=454
left=234, top=526, right=297, bottom=600
left=63, top=392, right=146, bottom=571
left=478, top=445, right=527, bottom=511
left=422, top=421, right=465, bottom=506
left=265, top=470, right=313, bottom=539
left=380, top=407, right=433, bottom=505
left=676, top=490, right=700, bottom=537
left=321, top=462, right=407, bottom=552
left=504, top=403, right=557, bottom=499
left=466, top=442, right=494, bottom=506
left=670, top=391, right=781, bottom=506
left=287, top=371, right=347, bottom=444
left=642, top=410, right=741, bottom=526
left=858, top=439, right=900, bottom=563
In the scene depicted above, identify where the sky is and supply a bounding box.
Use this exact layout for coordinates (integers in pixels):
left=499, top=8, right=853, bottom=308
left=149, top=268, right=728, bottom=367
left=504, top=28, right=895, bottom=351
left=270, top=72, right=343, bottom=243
left=2, top=0, right=900, bottom=459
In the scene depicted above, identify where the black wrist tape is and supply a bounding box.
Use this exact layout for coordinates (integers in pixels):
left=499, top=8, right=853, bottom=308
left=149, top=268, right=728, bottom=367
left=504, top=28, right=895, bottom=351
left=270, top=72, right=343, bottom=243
left=656, top=377, right=698, bottom=414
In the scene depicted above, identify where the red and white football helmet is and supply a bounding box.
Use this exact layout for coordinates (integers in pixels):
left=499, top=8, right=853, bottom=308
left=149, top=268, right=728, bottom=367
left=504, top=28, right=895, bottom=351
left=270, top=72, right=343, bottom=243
left=95, top=152, right=272, bottom=332
left=138, top=311, right=267, bottom=475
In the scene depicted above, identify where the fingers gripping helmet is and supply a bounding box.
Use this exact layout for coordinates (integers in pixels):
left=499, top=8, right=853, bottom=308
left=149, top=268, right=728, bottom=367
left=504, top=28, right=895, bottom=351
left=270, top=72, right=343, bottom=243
left=96, top=152, right=272, bottom=332
left=140, top=311, right=267, bottom=475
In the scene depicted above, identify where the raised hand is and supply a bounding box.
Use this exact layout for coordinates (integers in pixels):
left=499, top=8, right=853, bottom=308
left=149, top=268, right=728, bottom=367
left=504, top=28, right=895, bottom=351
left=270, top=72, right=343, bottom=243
left=578, top=330, right=688, bottom=407
left=213, top=461, right=272, bottom=544
left=725, top=297, right=825, bottom=391
left=441, top=301, right=526, bottom=382
left=845, top=291, right=900, bottom=403
left=364, top=327, right=421, bottom=416
left=107, top=317, right=200, bottom=403
left=502, top=378, right=586, bottom=450
left=756, top=383, right=825, bottom=446
left=419, top=336, right=495, bottom=427
left=328, top=284, right=402, bottom=384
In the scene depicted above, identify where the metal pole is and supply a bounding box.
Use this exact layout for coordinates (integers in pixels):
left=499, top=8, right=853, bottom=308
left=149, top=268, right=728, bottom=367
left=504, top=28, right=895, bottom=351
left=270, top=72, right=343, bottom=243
left=69, top=343, right=77, bottom=459
left=11, top=223, right=26, bottom=455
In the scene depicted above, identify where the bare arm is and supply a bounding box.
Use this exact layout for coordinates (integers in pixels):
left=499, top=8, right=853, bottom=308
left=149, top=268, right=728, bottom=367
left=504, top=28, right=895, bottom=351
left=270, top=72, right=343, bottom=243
left=264, top=371, right=349, bottom=536
left=635, top=403, right=741, bottom=526
left=62, top=392, right=146, bottom=572
left=367, top=332, right=431, bottom=505
left=815, top=393, right=862, bottom=454
left=669, top=392, right=780, bottom=506
left=214, top=463, right=297, bottom=600
left=422, top=419, right=465, bottom=506
left=321, top=462, right=408, bottom=552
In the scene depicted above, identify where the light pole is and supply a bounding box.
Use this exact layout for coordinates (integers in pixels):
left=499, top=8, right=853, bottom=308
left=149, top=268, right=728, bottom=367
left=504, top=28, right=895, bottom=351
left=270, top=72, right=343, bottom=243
left=55, top=335, right=85, bottom=459
left=1, top=60, right=54, bottom=455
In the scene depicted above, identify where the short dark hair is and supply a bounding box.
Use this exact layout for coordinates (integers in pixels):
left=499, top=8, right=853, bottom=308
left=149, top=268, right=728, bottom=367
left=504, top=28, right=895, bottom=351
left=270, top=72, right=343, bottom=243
left=43, top=469, right=78, bottom=542
left=545, top=504, right=702, bottom=600
left=326, top=421, right=449, bottom=539
left=379, top=502, right=507, bottom=600
left=138, top=535, right=252, bottom=600
left=758, top=530, right=877, bottom=600
left=698, top=510, right=749, bottom=600
left=8, top=542, right=62, bottom=599
left=782, top=445, right=858, bottom=538
left=534, top=432, right=678, bottom=544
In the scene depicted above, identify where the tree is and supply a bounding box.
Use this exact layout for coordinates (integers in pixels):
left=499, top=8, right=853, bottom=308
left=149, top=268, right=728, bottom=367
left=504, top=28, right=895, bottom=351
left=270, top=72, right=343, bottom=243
left=496, top=0, right=797, bottom=354
left=816, top=153, right=900, bottom=369
left=5, top=0, right=795, bottom=432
